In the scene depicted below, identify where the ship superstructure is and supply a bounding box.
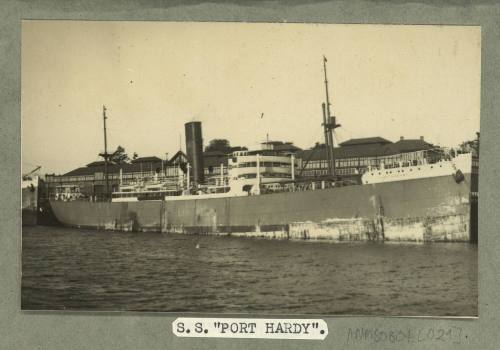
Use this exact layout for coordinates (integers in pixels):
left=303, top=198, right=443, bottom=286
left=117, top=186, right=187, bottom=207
left=111, top=142, right=298, bottom=202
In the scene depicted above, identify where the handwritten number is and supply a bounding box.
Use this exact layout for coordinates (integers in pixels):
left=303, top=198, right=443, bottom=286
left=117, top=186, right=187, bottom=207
left=453, top=327, right=462, bottom=344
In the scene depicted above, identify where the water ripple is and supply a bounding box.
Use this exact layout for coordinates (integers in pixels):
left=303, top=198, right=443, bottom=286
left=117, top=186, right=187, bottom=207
left=21, top=226, right=478, bottom=316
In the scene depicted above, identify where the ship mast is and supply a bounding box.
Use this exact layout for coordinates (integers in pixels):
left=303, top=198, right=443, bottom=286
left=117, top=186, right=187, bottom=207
left=322, top=56, right=341, bottom=177
left=99, top=105, right=110, bottom=200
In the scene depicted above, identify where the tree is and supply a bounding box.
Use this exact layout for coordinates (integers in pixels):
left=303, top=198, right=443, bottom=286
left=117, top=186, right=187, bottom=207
left=205, top=139, right=232, bottom=153
left=109, top=145, right=130, bottom=164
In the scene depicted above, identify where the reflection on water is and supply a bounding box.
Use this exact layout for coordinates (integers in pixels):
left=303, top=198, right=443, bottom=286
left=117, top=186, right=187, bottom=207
left=22, top=226, right=477, bottom=316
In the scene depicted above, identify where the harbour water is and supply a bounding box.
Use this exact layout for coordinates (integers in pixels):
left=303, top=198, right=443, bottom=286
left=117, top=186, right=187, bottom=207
left=21, top=226, right=477, bottom=316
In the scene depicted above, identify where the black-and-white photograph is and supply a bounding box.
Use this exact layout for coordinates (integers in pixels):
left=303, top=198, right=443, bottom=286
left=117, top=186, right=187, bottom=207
left=21, top=21, right=479, bottom=316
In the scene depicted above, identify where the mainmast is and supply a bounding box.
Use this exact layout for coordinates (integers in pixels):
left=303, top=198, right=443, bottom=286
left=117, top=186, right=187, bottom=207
left=99, top=105, right=110, bottom=200
left=322, top=55, right=341, bottom=177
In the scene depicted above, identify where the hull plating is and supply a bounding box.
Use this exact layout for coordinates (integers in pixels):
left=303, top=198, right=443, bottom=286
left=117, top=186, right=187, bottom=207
left=49, top=174, right=474, bottom=242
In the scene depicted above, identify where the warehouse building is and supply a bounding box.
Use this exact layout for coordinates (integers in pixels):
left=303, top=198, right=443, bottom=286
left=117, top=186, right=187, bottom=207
left=297, top=136, right=434, bottom=179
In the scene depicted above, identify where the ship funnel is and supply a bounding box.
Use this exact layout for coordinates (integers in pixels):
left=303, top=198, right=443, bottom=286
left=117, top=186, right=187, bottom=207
left=185, top=121, right=205, bottom=186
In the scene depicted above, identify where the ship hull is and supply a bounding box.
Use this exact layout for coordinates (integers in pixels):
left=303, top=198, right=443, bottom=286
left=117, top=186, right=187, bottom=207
left=49, top=173, right=476, bottom=242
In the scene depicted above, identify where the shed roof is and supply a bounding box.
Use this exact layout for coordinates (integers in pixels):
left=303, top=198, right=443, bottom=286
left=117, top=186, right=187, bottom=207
left=296, top=144, right=391, bottom=162
left=86, top=161, right=106, bottom=167
left=339, top=137, right=392, bottom=146
left=391, top=139, right=434, bottom=153
left=296, top=137, right=434, bottom=161
left=64, top=160, right=166, bottom=176
left=131, top=156, right=163, bottom=163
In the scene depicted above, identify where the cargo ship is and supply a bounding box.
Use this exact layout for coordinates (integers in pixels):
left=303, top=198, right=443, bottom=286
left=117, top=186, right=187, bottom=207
left=48, top=146, right=478, bottom=242
left=46, top=58, right=479, bottom=242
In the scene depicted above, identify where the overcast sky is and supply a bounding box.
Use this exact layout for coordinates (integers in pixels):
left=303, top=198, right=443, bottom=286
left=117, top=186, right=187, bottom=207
left=22, top=21, right=480, bottom=174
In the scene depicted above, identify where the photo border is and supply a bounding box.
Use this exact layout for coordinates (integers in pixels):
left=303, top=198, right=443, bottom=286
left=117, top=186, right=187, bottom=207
left=2, top=1, right=499, bottom=349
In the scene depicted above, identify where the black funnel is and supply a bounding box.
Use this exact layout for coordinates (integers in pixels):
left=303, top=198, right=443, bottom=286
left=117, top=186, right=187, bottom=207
left=185, top=121, right=204, bottom=186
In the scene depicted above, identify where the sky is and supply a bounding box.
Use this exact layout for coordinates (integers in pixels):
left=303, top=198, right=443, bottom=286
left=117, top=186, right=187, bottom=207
left=21, top=21, right=481, bottom=174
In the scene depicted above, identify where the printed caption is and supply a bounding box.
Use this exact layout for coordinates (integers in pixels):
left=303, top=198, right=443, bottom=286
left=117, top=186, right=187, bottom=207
left=173, top=318, right=328, bottom=339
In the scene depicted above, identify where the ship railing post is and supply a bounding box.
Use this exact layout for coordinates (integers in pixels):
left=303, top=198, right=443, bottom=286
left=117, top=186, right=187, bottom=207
left=256, top=153, right=260, bottom=187
left=178, top=165, right=182, bottom=188
left=220, top=163, right=224, bottom=187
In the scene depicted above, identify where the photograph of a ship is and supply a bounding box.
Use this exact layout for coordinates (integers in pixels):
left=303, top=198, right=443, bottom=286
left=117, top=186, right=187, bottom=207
left=21, top=21, right=479, bottom=316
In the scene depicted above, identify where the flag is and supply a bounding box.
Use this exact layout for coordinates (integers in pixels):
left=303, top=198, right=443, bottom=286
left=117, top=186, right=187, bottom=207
left=323, top=55, right=327, bottom=62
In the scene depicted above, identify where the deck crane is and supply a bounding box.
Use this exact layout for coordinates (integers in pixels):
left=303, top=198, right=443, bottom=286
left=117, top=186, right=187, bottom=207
left=22, top=165, right=41, bottom=180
